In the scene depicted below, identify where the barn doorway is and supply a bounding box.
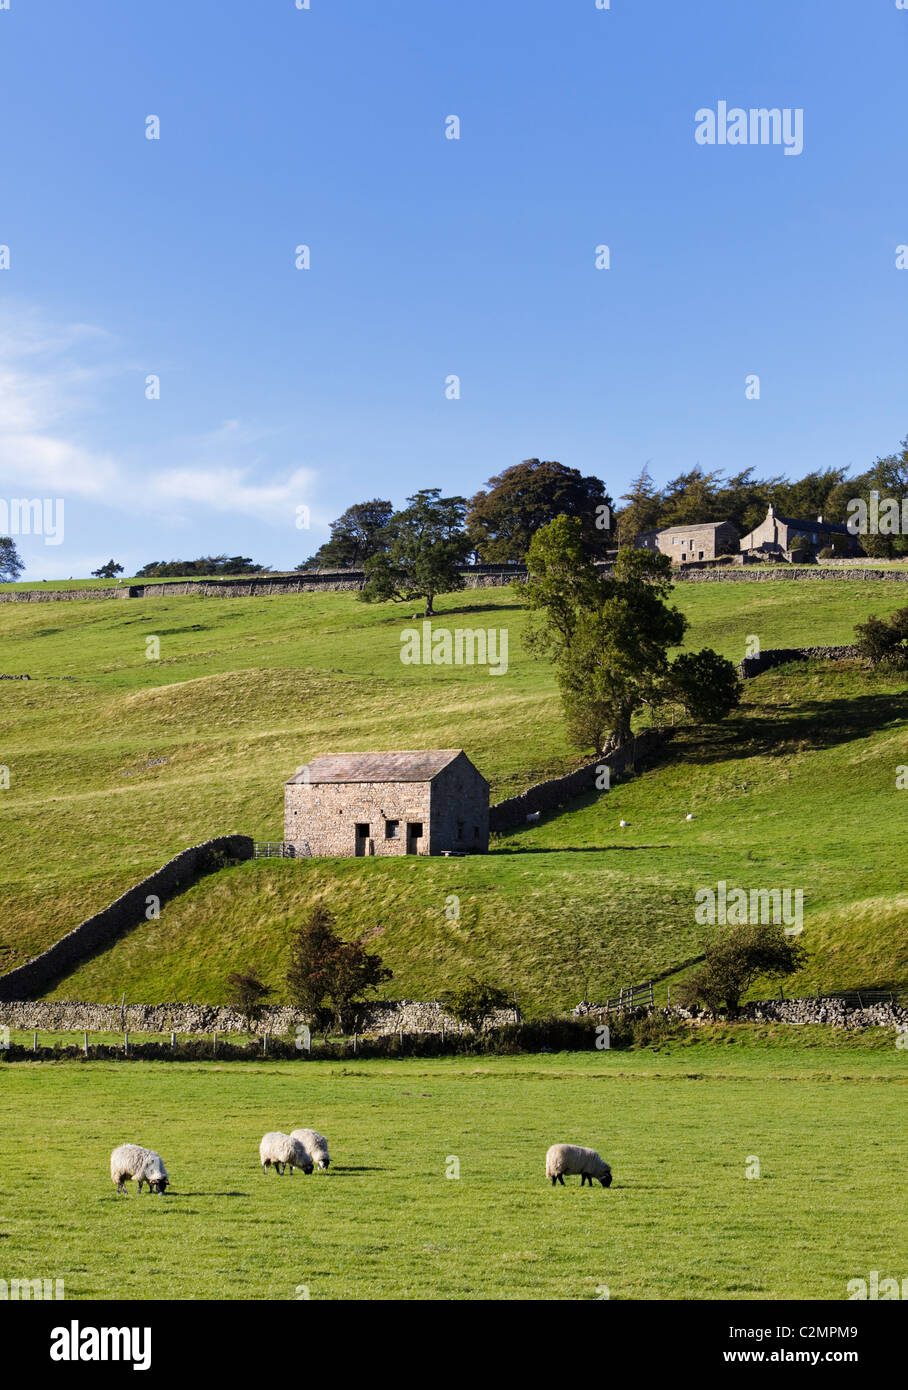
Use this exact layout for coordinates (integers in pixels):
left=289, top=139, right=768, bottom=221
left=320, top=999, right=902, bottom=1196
left=406, top=821, right=423, bottom=855
left=354, top=823, right=370, bottom=857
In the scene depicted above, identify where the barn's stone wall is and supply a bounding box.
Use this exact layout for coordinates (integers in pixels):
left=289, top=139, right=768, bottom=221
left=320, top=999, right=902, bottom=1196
left=0, top=835, right=253, bottom=1001
left=285, top=779, right=433, bottom=856
left=285, top=754, right=489, bottom=857
left=429, top=756, right=490, bottom=853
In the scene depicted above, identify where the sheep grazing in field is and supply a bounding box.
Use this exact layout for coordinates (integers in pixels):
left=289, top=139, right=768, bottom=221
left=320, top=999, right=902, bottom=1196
left=110, top=1144, right=169, bottom=1195
left=545, top=1143, right=612, bottom=1189
left=290, top=1128, right=330, bottom=1171
left=619, top=819, right=629, bottom=828
left=685, top=813, right=695, bottom=821
left=526, top=811, right=541, bottom=824
left=259, top=1131, right=309, bottom=1175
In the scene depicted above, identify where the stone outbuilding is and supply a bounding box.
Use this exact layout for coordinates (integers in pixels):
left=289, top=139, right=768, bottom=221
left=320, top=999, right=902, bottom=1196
left=284, top=750, right=489, bottom=858
left=635, top=519, right=739, bottom=564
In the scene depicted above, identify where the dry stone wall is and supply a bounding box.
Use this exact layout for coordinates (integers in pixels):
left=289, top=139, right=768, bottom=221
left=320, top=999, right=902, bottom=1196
left=2, top=563, right=906, bottom=605
left=739, top=644, right=861, bottom=679
left=489, top=729, right=662, bottom=832
left=0, top=997, right=518, bottom=1035
left=0, top=835, right=253, bottom=1001
left=672, top=566, right=907, bottom=583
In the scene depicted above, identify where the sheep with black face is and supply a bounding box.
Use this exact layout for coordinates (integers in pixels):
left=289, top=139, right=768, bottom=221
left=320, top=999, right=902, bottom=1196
left=110, top=1144, right=169, bottom=1195
left=545, top=1143, right=612, bottom=1188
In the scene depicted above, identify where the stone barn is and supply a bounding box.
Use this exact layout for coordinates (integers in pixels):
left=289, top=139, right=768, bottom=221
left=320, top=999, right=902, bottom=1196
left=284, top=750, right=489, bottom=858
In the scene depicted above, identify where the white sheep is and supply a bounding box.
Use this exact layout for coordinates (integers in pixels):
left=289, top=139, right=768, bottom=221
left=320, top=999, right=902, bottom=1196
left=685, top=813, right=695, bottom=821
left=619, top=819, right=629, bottom=828
left=110, top=1144, right=169, bottom=1195
left=545, top=1143, right=612, bottom=1189
left=259, top=1131, right=309, bottom=1175
left=290, top=1128, right=330, bottom=1171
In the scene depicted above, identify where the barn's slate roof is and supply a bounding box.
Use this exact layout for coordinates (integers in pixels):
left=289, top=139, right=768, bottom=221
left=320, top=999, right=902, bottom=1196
left=286, top=751, right=466, bottom=785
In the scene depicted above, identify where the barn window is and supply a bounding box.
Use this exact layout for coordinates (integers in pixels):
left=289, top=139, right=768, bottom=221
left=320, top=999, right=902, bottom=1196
left=385, top=820, right=400, bottom=838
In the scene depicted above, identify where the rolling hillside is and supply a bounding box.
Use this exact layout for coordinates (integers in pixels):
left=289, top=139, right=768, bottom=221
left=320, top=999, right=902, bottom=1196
left=1, top=580, right=906, bottom=1008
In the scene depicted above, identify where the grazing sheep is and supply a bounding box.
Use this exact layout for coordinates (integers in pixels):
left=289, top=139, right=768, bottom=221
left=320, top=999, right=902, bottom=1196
left=619, top=819, right=629, bottom=828
left=259, top=1131, right=309, bottom=1176
left=526, top=811, right=541, bottom=824
left=110, top=1144, right=169, bottom=1195
left=290, top=1128, right=330, bottom=1171
left=685, top=813, right=695, bottom=821
left=545, top=1143, right=612, bottom=1189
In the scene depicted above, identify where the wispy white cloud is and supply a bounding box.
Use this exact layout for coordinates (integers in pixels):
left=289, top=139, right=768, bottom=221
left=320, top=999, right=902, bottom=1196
left=0, top=307, right=321, bottom=531
left=151, top=465, right=318, bottom=523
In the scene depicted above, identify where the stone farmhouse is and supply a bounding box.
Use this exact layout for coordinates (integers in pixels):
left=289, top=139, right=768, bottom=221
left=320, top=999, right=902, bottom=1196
left=635, top=519, right=739, bottom=564
left=284, top=750, right=489, bottom=858
left=738, top=504, right=861, bottom=560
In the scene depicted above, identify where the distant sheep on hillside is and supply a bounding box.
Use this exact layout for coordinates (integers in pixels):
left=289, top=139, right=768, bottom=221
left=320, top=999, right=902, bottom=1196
left=545, top=1143, right=612, bottom=1188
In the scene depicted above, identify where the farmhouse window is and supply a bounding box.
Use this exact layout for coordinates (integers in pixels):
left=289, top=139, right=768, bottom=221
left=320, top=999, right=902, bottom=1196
left=385, top=820, right=400, bottom=838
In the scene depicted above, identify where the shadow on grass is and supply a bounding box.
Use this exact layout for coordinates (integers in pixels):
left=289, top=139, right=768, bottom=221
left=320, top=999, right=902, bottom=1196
left=174, top=1191, right=247, bottom=1198
left=656, top=689, right=908, bottom=769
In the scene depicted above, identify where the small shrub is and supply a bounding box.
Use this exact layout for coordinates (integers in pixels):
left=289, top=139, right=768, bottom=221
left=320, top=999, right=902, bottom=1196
left=441, top=978, right=512, bottom=1032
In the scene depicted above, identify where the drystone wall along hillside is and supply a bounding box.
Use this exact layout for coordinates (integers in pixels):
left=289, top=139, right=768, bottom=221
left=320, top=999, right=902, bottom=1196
left=489, top=729, right=662, bottom=832
left=739, top=644, right=861, bottom=678
left=0, top=997, right=518, bottom=1035
left=0, top=836, right=253, bottom=1001
left=673, top=566, right=905, bottom=583
left=572, top=998, right=907, bottom=1029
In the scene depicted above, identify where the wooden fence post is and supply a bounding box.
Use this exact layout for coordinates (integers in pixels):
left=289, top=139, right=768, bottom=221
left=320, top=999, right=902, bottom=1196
left=83, top=1032, right=88, bottom=1056
left=33, top=1031, right=37, bottom=1052
left=170, top=1031, right=175, bottom=1050
left=124, top=1031, right=129, bottom=1055
left=213, top=1031, right=217, bottom=1056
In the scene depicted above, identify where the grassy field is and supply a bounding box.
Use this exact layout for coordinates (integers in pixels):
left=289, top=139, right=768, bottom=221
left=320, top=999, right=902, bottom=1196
left=45, top=660, right=908, bottom=1009
left=1, top=1043, right=904, bottom=1301
left=1, top=580, right=907, bottom=1005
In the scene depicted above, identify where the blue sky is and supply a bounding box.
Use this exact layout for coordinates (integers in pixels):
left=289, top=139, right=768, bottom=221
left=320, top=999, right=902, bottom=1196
left=1, top=0, right=905, bottom=578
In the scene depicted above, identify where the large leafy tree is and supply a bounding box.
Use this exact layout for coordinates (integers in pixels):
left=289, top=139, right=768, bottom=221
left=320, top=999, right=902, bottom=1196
left=301, top=498, right=394, bottom=570
left=0, top=537, right=24, bottom=583
left=286, top=904, right=392, bottom=1035
left=91, top=559, right=124, bottom=579
left=825, top=436, right=908, bottom=557
left=467, top=459, right=614, bottom=562
left=526, top=518, right=741, bottom=753
left=615, top=465, right=663, bottom=546
left=658, top=467, right=724, bottom=528
left=360, top=488, right=470, bottom=616
left=678, top=923, right=807, bottom=1017
left=135, top=555, right=267, bottom=578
